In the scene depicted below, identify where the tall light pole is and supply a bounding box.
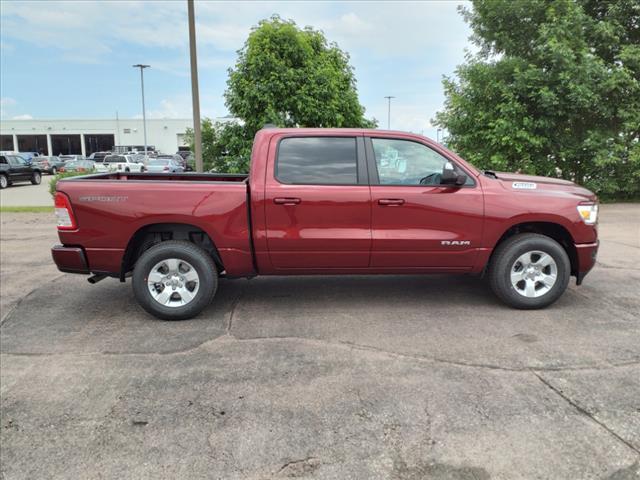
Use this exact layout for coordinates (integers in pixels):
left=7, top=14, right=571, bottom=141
left=384, top=96, right=395, bottom=130
left=188, top=0, right=203, bottom=172
left=132, top=64, right=150, bottom=158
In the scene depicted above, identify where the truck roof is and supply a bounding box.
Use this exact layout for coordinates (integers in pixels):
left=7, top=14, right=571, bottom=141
left=258, top=127, right=415, bottom=135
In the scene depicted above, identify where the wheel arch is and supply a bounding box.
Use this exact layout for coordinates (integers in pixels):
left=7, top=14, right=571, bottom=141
left=489, top=221, right=578, bottom=276
left=120, top=222, right=224, bottom=281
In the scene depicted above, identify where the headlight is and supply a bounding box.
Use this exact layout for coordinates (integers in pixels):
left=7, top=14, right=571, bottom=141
left=577, top=203, right=598, bottom=225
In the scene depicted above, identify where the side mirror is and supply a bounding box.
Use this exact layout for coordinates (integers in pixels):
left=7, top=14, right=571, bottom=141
left=440, top=162, right=467, bottom=186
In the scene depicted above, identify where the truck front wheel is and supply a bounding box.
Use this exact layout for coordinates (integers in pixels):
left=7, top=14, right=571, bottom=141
left=488, top=233, right=570, bottom=309
left=132, top=240, right=218, bottom=320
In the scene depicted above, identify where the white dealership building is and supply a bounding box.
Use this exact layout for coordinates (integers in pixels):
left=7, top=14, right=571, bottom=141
left=0, top=117, right=234, bottom=156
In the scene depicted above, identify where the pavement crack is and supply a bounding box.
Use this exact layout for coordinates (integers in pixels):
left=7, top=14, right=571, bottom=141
left=227, top=280, right=249, bottom=335
left=3, top=332, right=639, bottom=374
left=0, top=273, right=66, bottom=326
left=532, top=371, right=640, bottom=455
left=276, top=456, right=320, bottom=476
left=232, top=335, right=640, bottom=373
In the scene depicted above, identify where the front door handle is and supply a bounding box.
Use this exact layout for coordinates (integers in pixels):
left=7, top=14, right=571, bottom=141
left=378, top=198, right=405, bottom=206
left=274, top=197, right=301, bottom=205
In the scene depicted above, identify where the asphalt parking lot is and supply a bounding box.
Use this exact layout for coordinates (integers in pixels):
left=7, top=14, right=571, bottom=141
left=1, top=205, right=639, bottom=479
left=0, top=178, right=54, bottom=207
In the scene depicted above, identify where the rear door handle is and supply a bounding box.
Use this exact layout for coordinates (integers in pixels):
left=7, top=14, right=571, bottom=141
left=274, top=197, right=301, bottom=205
left=378, top=198, right=405, bottom=206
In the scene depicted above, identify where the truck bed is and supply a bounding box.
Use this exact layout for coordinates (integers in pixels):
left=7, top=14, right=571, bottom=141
left=56, top=171, right=254, bottom=277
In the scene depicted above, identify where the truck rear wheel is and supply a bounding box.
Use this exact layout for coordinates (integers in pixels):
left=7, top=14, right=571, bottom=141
left=132, top=240, right=218, bottom=320
left=488, top=233, right=570, bottom=309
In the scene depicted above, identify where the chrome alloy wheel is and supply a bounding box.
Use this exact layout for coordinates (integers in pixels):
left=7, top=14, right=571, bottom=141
left=147, top=258, right=200, bottom=307
left=510, top=250, right=558, bottom=298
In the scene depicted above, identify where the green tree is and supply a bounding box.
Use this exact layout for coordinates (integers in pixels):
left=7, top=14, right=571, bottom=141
left=190, top=15, right=375, bottom=173
left=435, top=0, right=640, bottom=199
left=184, top=119, right=248, bottom=173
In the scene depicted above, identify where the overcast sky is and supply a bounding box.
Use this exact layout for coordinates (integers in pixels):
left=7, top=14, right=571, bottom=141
left=0, top=0, right=472, bottom=139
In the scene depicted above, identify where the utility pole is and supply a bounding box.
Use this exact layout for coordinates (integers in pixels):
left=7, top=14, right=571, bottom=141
left=188, top=0, right=203, bottom=172
left=132, top=64, right=150, bottom=159
left=384, top=96, right=395, bottom=130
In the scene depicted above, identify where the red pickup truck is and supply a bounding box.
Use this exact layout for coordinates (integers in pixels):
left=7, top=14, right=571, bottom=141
left=52, top=128, right=599, bottom=320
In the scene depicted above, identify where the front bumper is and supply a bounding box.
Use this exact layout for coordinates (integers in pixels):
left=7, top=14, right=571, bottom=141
left=575, top=240, right=599, bottom=285
left=51, top=245, right=89, bottom=274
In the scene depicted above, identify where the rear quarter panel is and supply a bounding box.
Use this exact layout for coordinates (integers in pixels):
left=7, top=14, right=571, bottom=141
left=57, top=178, right=253, bottom=275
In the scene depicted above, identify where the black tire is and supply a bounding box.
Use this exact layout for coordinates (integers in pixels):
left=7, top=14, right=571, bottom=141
left=31, top=171, right=41, bottom=185
left=0, top=174, right=8, bottom=189
left=125, top=167, right=130, bottom=173
left=132, top=240, right=218, bottom=320
left=488, top=233, right=570, bottom=309
left=51, top=166, right=57, bottom=175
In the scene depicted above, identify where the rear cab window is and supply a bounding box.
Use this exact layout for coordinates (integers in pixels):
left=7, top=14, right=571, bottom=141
left=275, top=137, right=359, bottom=185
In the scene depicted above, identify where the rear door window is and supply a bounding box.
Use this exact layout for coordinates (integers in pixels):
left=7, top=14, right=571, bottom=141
left=276, top=137, right=357, bottom=185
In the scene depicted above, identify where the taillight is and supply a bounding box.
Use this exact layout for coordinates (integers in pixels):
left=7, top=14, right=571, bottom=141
left=54, top=192, right=77, bottom=230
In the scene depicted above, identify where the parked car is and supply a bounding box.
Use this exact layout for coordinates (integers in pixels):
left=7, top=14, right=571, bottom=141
left=146, top=158, right=185, bottom=173
left=59, top=160, right=95, bottom=173
left=15, top=152, right=40, bottom=165
left=0, top=153, right=42, bottom=188
left=88, top=152, right=111, bottom=162
left=59, top=155, right=86, bottom=163
left=156, top=154, right=186, bottom=168
left=52, top=127, right=599, bottom=320
left=34, top=156, right=67, bottom=175
left=176, top=151, right=195, bottom=171
left=102, top=154, right=145, bottom=173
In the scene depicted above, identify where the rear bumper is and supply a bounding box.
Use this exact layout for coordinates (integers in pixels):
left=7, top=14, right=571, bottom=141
left=575, top=240, right=599, bottom=285
left=51, top=245, right=90, bottom=274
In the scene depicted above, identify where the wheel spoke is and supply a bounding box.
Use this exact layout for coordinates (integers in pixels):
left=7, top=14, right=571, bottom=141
left=524, top=278, right=537, bottom=297
left=183, top=267, right=199, bottom=283
left=536, top=253, right=553, bottom=268
left=178, top=287, right=195, bottom=304
left=510, top=269, right=525, bottom=284
left=515, top=253, right=529, bottom=267
left=539, top=272, right=557, bottom=289
left=165, top=258, right=179, bottom=273
left=148, top=270, right=164, bottom=284
left=155, top=288, right=172, bottom=305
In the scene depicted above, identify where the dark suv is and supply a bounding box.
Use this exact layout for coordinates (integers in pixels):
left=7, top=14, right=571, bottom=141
left=0, top=154, right=42, bottom=189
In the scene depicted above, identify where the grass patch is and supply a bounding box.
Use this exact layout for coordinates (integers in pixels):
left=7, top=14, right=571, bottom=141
left=0, top=206, right=54, bottom=213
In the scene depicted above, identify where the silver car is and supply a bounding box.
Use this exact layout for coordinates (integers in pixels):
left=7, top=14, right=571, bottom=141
left=146, top=158, right=185, bottom=173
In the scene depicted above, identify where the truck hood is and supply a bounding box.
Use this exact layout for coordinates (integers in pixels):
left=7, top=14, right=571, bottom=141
left=493, top=172, right=597, bottom=202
